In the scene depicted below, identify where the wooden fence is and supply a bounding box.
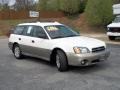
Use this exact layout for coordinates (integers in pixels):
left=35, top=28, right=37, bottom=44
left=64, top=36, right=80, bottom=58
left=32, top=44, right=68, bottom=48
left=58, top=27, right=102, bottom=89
left=0, top=10, right=65, bottom=20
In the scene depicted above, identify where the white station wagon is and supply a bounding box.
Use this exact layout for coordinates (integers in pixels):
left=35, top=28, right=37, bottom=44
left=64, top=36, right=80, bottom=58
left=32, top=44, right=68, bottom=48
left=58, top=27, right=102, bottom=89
left=8, top=22, right=110, bottom=71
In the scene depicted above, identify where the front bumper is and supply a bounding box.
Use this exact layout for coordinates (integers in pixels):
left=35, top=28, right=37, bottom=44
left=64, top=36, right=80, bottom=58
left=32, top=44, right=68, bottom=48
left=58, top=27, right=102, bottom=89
left=107, top=32, right=120, bottom=36
left=67, top=50, right=110, bottom=66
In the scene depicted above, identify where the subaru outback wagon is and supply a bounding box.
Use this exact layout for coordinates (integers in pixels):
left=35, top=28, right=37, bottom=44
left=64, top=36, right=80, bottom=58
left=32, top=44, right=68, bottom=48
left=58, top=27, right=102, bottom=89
left=8, top=22, right=110, bottom=71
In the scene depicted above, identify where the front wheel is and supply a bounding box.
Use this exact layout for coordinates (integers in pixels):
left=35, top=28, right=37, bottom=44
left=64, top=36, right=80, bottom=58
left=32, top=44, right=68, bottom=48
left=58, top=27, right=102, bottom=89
left=13, top=44, right=23, bottom=59
left=56, top=50, right=68, bottom=72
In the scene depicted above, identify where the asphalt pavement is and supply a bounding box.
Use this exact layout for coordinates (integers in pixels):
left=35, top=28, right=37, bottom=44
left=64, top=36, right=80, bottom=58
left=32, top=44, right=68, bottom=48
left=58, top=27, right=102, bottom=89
left=0, top=38, right=120, bottom=90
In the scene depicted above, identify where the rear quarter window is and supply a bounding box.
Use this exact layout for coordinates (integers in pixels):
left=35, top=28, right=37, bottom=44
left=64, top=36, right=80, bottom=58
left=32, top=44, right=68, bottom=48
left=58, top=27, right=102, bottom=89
left=13, top=26, right=26, bottom=35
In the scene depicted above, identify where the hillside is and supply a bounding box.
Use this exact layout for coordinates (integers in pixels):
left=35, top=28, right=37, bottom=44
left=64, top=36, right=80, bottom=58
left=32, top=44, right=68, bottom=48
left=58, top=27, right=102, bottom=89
left=0, top=14, right=107, bottom=36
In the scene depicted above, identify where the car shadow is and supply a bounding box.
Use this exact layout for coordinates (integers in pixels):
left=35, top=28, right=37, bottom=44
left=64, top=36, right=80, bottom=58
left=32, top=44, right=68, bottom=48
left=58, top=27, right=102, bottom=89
left=23, top=56, right=56, bottom=67
left=69, top=61, right=109, bottom=74
left=23, top=56, right=109, bottom=73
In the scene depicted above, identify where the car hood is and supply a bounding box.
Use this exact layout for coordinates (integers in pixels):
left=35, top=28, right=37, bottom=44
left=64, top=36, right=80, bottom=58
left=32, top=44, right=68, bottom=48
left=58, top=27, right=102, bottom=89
left=52, top=36, right=106, bottom=51
left=107, top=22, right=120, bottom=28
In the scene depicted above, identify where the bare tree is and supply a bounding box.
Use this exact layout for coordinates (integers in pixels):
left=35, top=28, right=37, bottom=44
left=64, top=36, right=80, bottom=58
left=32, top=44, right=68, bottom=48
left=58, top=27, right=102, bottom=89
left=0, top=0, right=9, bottom=11
left=1, top=0, right=9, bottom=4
left=15, top=0, right=35, bottom=10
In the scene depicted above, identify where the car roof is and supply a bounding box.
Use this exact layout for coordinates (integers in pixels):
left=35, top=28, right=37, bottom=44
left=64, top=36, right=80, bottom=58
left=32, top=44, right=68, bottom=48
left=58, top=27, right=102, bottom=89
left=18, top=21, right=62, bottom=27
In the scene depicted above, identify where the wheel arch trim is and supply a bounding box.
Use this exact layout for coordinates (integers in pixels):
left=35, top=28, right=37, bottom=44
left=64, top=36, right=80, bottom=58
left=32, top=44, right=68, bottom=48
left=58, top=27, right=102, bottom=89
left=50, top=47, right=68, bottom=64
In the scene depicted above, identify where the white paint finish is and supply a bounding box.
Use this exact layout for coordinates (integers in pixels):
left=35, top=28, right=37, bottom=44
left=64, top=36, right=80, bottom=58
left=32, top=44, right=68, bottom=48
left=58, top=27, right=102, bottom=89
left=107, top=32, right=120, bottom=36
left=9, top=34, right=22, bottom=45
left=9, top=22, right=108, bottom=65
left=50, top=36, right=106, bottom=53
left=18, top=22, right=62, bottom=27
left=9, top=22, right=106, bottom=53
left=107, top=23, right=120, bottom=28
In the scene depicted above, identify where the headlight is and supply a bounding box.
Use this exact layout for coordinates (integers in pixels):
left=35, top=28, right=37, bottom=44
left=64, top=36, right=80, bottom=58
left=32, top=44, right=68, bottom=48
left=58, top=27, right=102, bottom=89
left=73, top=47, right=90, bottom=54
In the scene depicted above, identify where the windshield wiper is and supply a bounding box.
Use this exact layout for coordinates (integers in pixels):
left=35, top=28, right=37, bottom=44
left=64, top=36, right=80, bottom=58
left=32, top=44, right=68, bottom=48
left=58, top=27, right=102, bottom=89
left=66, top=35, right=80, bottom=37
left=52, top=36, right=64, bottom=39
left=52, top=35, right=79, bottom=39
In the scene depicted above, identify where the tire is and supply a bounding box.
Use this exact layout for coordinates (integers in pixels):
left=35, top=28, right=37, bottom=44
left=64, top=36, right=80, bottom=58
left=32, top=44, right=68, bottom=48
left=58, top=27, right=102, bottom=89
left=56, top=50, right=68, bottom=72
left=13, top=44, right=23, bottom=59
left=109, top=36, right=116, bottom=40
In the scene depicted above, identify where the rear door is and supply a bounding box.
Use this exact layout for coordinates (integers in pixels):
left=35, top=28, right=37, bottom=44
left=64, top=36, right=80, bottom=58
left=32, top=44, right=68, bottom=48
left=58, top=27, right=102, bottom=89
left=19, top=25, right=35, bottom=55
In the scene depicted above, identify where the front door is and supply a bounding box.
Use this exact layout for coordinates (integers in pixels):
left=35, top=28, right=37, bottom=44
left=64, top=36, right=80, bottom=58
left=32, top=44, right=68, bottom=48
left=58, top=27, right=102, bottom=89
left=28, top=26, right=51, bottom=61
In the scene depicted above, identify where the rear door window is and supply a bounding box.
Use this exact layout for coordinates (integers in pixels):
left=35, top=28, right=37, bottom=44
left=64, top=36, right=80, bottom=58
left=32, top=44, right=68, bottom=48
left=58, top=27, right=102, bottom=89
left=22, top=26, right=33, bottom=36
left=14, top=26, right=25, bottom=35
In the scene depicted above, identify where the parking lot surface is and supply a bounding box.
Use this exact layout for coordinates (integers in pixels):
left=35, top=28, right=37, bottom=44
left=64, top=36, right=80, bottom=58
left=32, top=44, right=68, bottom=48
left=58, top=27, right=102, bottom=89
left=0, top=38, right=120, bottom=90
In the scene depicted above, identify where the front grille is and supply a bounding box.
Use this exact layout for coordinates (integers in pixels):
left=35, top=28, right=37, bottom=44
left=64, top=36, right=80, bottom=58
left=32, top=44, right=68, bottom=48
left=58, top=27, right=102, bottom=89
left=109, top=28, right=120, bottom=32
left=92, top=46, right=105, bottom=53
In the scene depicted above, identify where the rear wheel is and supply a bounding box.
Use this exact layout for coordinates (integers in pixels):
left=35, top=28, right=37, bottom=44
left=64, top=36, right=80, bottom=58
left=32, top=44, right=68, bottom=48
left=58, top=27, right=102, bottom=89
left=13, top=44, right=23, bottom=59
left=109, top=36, right=116, bottom=40
left=56, top=50, right=68, bottom=72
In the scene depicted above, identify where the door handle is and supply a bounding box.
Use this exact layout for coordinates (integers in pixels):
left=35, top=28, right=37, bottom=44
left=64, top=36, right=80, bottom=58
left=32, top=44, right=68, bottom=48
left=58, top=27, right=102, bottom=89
left=32, top=40, right=35, bottom=43
left=19, top=38, right=21, bottom=40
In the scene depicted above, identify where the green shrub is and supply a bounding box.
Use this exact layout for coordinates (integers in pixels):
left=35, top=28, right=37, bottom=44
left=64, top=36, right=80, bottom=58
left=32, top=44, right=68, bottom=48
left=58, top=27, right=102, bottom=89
left=36, top=0, right=48, bottom=11
left=36, top=0, right=87, bottom=15
left=46, top=0, right=59, bottom=11
left=37, top=0, right=59, bottom=11
left=59, top=0, right=80, bottom=15
left=79, top=0, right=88, bottom=13
left=85, top=0, right=113, bottom=26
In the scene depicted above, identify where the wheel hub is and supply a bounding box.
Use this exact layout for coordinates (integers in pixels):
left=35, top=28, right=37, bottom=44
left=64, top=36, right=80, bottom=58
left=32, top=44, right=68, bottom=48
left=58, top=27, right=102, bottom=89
left=14, top=47, right=20, bottom=57
left=56, top=55, right=60, bottom=68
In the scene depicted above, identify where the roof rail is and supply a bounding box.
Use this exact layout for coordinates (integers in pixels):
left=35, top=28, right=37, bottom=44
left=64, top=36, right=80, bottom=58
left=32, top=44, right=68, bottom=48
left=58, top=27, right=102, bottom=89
left=54, top=21, right=60, bottom=24
left=35, top=21, right=60, bottom=23
left=36, top=21, right=40, bottom=23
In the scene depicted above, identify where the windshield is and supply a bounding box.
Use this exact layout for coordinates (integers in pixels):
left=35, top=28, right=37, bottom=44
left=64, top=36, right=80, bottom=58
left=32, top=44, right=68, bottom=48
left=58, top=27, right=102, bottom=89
left=44, top=25, right=79, bottom=39
left=113, top=17, right=120, bottom=23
